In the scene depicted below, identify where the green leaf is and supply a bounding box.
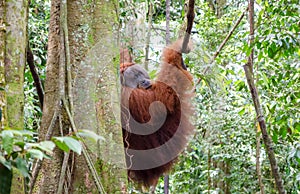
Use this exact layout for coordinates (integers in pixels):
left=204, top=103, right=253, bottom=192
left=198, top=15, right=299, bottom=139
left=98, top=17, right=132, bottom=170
left=15, top=158, right=29, bottom=177
left=279, top=127, right=287, bottom=138
left=0, top=156, right=12, bottom=170
left=238, top=108, right=245, bottom=115
left=14, top=141, right=25, bottom=149
left=52, top=137, right=70, bottom=152
left=272, top=133, right=278, bottom=144
left=62, top=137, right=82, bottom=155
left=52, top=137, right=82, bottom=155
left=2, top=130, right=14, bottom=155
left=26, top=141, right=55, bottom=153
left=77, top=130, right=105, bottom=142
left=267, top=47, right=274, bottom=58
left=38, top=141, right=55, bottom=153
left=27, top=149, right=44, bottom=160
left=258, top=51, right=263, bottom=61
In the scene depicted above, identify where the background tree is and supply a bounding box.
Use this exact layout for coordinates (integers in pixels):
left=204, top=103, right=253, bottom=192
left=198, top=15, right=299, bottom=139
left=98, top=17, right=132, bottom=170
left=0, top=0, right=28, bottom=193
left=31, top=0, right=126, bottom=193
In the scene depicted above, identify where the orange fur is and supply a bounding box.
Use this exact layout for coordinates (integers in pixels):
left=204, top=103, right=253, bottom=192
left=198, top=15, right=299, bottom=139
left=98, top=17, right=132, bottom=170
left=121, top=39, right=194, bottom=188
left=120, top=62, right=134, bottom=73
left=120, top=48, right=133, bottom=63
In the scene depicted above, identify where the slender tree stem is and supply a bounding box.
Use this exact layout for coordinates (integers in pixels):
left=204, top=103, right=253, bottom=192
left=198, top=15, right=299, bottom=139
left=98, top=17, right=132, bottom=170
left=244, top=1, right=286, bottom=193
left=27, top=43, right=44, bottom=109
left=256, top=130, right=265, bottom=194
left=181, top=0, right=195, bottom=53
left=165, top=0, right=170, bottom=45
left=144, top=1, right=153, bottom=70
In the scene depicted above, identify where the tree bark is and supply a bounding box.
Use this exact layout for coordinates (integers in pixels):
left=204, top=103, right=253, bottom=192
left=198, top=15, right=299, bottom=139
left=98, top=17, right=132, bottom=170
left=68, top=0, right=127, bottom=193
left=33, top=0, right=126, bottom=193
left=33, top=0, right=62, bottom=193
left=256, top=129, right=265, bottom=194
left=0, top=0, right=7, bottom=129
left=3, top=0, right=28, bottom=193
left=165, top=0, right=170, bottom=45
left=5, top=0, right=28, bottom=130
left=144, top=1, right=153, bottom=71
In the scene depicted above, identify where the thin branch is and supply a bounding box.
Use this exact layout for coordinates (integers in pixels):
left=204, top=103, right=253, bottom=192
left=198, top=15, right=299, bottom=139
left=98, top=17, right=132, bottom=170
left=62, top=0, right=73, bottom=116
left=144, top=1, right=153, bottom=70
left=244, top=65, right=286, bottom=194
left=164, top=174, right=169, bottom=194
left=57, top=151, right=70, bottom=194
left=254, top=19, right=264, bottom=194
left=165, top=0, right=170, bottom=45
left=27, top=43, right=44, bottom=109
left=181, top=0, right=195, bottom=53
left=248, top=0, right=254, bottom=74
left=193, top=7, right=248, bottom=91
left=207, top=149, right=211, bottom=192
left=244, top=1, right=286, bottom=193
left=256, top=130, right=265, bottom=194
left=57, top=114, right=68, bottom=194
left=164, top=1, right=171, bottom=191
left=213, top=7, right=248, bottom=60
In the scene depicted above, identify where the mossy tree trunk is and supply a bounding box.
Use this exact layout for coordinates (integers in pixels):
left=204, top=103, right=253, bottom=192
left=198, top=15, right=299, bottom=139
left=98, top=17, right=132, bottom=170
left=67, top=0, right=127, bottom=192
left=0, top=0, right=7, bottom=129
left=33, top=0, right=126, bottom=193
left=0, top=0, right=28, bottom=193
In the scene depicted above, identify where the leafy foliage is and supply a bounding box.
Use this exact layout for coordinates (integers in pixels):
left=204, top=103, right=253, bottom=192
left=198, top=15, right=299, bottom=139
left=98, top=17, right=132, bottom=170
left=0, top=130, right=54, bottom=177
left=123, top=0, right=300, bottom=193
left=0, top=129, right=102, bottom=185
left=24, top=0, right=50, bottom=131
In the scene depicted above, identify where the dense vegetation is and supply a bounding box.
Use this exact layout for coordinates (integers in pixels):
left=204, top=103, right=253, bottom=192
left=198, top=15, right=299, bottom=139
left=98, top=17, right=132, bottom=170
left=1, top=0, right=299, bottom=193
left=121, top=0, right=299, bottom=193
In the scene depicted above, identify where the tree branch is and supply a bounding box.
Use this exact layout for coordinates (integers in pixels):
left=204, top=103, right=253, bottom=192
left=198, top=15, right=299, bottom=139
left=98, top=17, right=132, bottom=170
left=164, top=0, right=171, bottom=192
left=213, top=7, right=248, bottom=60
left=26, top=43, right=44, bottom=109
left=144, top=2, right=153, bottom=70
left=165, top=0, right=170, bottom=45
left=244, top=1, right=286, bottom=193
left=181, top=0, right=195, bottom=53
left=193, top=7, right=248, bottom=91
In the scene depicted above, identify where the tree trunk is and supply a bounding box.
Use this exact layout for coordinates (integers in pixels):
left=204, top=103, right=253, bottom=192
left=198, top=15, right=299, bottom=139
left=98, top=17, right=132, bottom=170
left=1, top=0, right=28, bottom=193
left=33, top=0, right=126, bottom=193
left=0, top=0, right=7, bottom=129
left=68, top=0, right=126, bottom=193
left=5, top=0, right=28, bottom=130
left=0, top=2, right=10, bottom=194
left=33, top=0, right=63, bottom=193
